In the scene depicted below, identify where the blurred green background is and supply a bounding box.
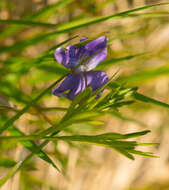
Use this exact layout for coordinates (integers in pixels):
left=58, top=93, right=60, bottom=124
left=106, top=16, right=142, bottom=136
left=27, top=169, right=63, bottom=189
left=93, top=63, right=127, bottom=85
left=0, top=0, right=169, bottom=189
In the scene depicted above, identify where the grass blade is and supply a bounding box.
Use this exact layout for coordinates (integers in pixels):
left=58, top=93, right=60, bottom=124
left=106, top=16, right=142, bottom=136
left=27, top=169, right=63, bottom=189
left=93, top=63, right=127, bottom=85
left=0, top=3, right=168, bottom=54
left=134, top=92, right=169, bottom=109
left=0, top=158, right=16, bottom=168
left=8, top=125, right=59, bottom=171
left=97, top=53, right=145, bottom=69
left=0, top=130, right=151, bottom=142
left=0, top=114, right=59, bottom=170
left=0, top=0, right=72, bottom=39
left=28, top=0, right=73, bottom=21
left=0, top=130, right=60, bottom=187
left=0, top=161, right=21, bottom=188
left=0, top=19, right=57, bottom=27
left=128, top=150, right=158, bottom=158
left=123, top=130, right=151, bottom=138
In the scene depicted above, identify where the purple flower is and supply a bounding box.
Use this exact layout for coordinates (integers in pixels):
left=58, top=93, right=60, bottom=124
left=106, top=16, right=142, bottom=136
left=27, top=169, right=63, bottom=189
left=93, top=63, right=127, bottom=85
left=53, top=36, right=108, bottom=100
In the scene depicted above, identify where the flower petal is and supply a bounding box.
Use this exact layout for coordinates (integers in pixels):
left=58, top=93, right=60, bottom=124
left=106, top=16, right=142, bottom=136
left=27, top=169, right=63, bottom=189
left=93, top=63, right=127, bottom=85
left=67, top=45, right=79, bottom=68
left=53, top=73, right=85, bottom=100
left=85, top=36, right=108, bottom=56
left=54, top=47, right=69, bottom=68
left=80, top=36, right=88, bottom=42
left=86, top=70, right=108, bottom=97
left=75, top=36, right=108, bottom=71
left=67, top=74, right=85, bottom=100
left=85, top=48, right=107, bottom=71
left=76, top=37, right=88, bottom=62
left=54, top=36, right=108, bottom=70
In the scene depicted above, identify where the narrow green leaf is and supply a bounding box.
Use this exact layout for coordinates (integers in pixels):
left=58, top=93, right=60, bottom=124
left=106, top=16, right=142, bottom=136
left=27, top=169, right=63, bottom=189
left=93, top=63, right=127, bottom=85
left=0, top=130, right=156, bottom=163
left=56, top=3, right=169, bottom=32
left=40, top=106, right=67, bottom=112
left=0, top=130, right=150, bottom=141
left=3, top=36, right=76, bottom=76
left=29, top=0, right=73, bottom=20
left=0, top=113, right=59, bottom=170
left=0, top=0, right=73, bottom=39
left=0, top=161, right=21, bottom=187
left=97, top=53, right=144, bottom=69
left=0, top=158, right=16, bottom=168
left=0, top=19, right=57, bottom=27
left=123, top=130, right=151, bottom=138
left=8, top=126, right=59, bottom=171
left=134, top=92, right=169, bottom=109
left=0, top=129, right=61, bottom=187
left=127, top=11, right=169, bottom=18
left=137, top=142, right=159, bottom=146
left=113, top=147, right=135, bottom=160
left=1, top=3, right=168, bottom=53
left=70, top=111, right=101, bottom=121
left=128, top=150, right=158, bottom=158
left=112, top=100, right=135, bottom=107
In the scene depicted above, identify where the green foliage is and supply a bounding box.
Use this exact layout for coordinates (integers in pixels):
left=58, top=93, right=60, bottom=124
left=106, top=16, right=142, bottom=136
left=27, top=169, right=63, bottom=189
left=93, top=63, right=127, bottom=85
left=0, top=130, right=157, bottom=160
left=133, top=92, right=169, bottom=109
left=0, top=0, right=169, bottom=188
left=0, top=3, right=168, bottom=54
left=0, top=161, right=21, bottom=187
left=0, top=158, right=16, bottom=168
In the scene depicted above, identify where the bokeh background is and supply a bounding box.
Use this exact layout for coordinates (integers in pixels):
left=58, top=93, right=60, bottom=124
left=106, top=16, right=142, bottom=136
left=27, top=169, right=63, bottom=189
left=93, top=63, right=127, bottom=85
left=0, top=0, right=169, bottom=189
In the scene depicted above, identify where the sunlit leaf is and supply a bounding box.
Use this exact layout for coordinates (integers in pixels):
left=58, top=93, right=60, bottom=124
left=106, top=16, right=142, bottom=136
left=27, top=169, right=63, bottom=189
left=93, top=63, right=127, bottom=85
left=133, top=92, right=169, bottom=109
